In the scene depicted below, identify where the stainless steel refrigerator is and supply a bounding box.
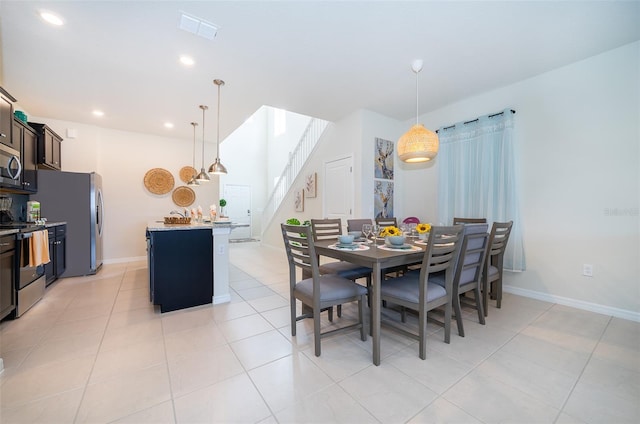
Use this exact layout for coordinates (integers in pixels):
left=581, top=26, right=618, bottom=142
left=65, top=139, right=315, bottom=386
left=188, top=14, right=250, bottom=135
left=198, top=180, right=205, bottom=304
left=34, top=170, right=104, bottom=276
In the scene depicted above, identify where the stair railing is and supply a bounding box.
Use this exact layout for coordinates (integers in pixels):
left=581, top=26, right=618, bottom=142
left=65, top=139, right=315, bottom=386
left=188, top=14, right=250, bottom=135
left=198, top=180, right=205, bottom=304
left=261, top=118, right=328, bottom=234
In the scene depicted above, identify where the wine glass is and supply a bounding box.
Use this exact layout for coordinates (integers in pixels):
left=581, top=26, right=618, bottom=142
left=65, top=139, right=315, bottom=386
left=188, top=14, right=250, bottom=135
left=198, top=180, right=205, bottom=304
left=362, top=224, right=372, bottom=243
left=371, top=224, right=380, bottom=249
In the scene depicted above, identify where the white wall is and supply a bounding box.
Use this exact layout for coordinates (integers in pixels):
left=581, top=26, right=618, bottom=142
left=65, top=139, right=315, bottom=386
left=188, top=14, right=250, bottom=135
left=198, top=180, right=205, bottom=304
left=29, top=117, right=220, bottom=262
left=411, top=41, right=640, bottom=318
left=266, top=109, right=313, bottom=189
left=218, top=107, right=268, bottom=237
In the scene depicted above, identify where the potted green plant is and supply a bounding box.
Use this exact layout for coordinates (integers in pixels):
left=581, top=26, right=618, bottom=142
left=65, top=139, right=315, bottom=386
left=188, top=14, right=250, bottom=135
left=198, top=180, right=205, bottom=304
left=219, top=198, right=227, bottom=217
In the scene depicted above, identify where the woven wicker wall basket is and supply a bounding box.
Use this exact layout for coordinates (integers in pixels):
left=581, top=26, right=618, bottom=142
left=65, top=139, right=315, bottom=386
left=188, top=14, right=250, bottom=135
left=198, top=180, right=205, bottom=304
left=143, top=168, right=174, bottom=195
left=172, top=186, right=196, bottom=207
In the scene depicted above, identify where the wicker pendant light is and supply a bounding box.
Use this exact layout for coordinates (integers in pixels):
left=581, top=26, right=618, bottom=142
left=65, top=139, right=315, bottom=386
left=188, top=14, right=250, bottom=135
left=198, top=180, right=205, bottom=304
left=397, top=60, right=439, bottom=163
left=195, top=105, right=210, bottom=182
left=208, top=79, right=228, bottom=175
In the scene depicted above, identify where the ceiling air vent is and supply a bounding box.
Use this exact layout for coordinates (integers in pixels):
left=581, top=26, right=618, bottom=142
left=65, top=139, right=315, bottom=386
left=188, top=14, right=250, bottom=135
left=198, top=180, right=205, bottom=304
left=178, top=11, right=218, bottom=40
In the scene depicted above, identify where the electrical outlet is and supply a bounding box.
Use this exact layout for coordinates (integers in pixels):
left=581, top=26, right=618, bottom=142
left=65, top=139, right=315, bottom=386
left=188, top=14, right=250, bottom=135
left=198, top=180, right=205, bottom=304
left=218, top=244, right=225, bottom=255
left=583, top=264, right=593, bottom=277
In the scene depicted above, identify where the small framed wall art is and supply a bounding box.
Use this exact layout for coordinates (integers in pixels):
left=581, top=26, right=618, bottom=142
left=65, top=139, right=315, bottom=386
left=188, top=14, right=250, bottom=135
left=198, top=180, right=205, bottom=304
left=305, top=172, right=317, bottom=198
left=295, top=188, right=304, bottom=212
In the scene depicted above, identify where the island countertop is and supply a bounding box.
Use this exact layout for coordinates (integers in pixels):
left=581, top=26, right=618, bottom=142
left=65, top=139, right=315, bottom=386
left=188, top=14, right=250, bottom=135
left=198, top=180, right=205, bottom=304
left=146, top=221, right=247, bottom=232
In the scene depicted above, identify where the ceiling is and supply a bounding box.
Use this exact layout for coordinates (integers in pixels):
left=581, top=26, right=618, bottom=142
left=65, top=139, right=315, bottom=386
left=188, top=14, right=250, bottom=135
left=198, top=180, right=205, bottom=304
left=1, top=1, right=638, bottom=144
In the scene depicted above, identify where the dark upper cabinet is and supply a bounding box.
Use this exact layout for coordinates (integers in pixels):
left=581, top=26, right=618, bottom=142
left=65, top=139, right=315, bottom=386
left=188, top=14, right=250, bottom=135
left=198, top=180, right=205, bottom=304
left=28, top=122, right=62, bottom=170
left=13, top=118, right=37, bottom=192
left=0, top=90, right=16, bottom=150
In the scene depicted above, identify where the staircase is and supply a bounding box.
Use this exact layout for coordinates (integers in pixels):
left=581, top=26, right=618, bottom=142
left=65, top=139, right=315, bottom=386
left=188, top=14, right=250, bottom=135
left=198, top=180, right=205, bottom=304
left=261, top=118, right=328, bottom=234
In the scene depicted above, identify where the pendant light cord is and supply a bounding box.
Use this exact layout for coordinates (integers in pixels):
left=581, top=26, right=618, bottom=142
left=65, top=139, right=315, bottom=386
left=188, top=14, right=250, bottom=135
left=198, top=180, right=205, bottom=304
left=201, top=106, right=207, bottom=168
left=415, top=69, right=419, bottom=125
left=191, top=122, right=197, bottom=168
left=216, top=83, right=220, bottom=158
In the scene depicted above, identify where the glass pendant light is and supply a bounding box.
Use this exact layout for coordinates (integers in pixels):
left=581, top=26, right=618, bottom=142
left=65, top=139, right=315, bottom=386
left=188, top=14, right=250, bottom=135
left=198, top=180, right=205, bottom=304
left=397, top=59, right=439, bottom=163
left=187, top=121, right=199, bottom=186
left=208, top=79, right=228, bottom=175
left=195, top=105, right=210, bottom=182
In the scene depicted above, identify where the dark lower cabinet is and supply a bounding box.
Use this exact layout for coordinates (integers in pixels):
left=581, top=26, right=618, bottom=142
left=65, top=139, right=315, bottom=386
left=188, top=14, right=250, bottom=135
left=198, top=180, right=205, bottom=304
left=44, top=224, right=66, bottom=286
left=0, top=234, right=16, bottom=321
left=147, top=228, right=213, bottom=313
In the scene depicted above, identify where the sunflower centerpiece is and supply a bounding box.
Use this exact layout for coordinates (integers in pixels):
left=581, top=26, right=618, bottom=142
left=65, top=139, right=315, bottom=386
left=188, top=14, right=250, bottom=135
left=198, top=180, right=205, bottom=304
left=380, top=225, right=405, bottom=246
left=415, top=223, right=431, bottom=240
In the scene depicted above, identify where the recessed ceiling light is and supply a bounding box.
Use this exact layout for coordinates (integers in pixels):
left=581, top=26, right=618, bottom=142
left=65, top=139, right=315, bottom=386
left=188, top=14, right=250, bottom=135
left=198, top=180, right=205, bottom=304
left=92, top=110, right=104, bottom=117
left=164, top=122, right=174, bottom=129
left=40, top=10, right=64, bottom=26
left=179, top=55, right=195, bottom=66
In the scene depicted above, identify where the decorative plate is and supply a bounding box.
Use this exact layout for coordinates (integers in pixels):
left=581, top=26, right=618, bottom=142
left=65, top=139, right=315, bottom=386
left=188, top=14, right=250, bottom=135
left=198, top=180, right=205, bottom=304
left=172, top=186, right=196, bottom=207
left=144, top=168, right=174, bottom=195
left=179, top=166, right=197, bottom=184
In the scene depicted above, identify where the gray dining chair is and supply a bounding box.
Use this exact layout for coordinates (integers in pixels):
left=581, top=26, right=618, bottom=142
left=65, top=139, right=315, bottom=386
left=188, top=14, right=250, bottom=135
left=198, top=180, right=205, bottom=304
left=452, top=217, right=487, bottom=225
left=483, top=221, right=513, bottom=314
left=430, top=223, right=489, bottom=336
left=281, top=223, right=367, bottom=356
left=379, top=225, right=464, bottom=359
left=310, top=219, right=373, bottom=312
left=375, top=216, right=397, bottom=229
left=310, top=219, right=373, bottom=283
left=346, top=218, right=372, bottom=233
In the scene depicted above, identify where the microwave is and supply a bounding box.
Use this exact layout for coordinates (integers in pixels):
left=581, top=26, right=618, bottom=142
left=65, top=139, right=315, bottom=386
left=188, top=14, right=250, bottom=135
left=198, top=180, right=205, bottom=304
left=0, top=142, right=21, bottom=189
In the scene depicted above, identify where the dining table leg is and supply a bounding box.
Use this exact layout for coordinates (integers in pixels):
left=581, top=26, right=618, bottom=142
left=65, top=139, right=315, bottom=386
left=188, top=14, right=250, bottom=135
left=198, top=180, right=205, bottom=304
left=372, top=262, right=382, bottom=365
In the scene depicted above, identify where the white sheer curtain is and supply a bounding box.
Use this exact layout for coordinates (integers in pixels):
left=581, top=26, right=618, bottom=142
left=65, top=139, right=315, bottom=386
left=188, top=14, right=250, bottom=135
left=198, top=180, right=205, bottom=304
left=437, top=109, right=525, bottom=271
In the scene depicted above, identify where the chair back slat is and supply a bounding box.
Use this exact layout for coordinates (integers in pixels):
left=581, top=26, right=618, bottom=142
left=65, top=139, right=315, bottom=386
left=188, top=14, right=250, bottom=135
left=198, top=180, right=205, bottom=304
left=310, top=218, right=342, bottom=241
left=453, top=217, right=487, bottom=225
left=375, top=217, right=397, bottom=228
left=347, top=218, right=372, bottom=232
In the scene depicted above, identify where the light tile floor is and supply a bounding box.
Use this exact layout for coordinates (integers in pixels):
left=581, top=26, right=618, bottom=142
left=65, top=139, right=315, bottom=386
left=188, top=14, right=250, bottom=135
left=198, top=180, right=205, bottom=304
left=0, top=241, right=638, bottom=423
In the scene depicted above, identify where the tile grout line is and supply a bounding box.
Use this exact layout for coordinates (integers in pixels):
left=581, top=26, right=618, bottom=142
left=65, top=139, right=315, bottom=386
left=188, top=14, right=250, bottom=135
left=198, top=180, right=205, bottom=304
left=551, top=314, right=614, bottom=424
left=71, top=263, right=129, bottom=424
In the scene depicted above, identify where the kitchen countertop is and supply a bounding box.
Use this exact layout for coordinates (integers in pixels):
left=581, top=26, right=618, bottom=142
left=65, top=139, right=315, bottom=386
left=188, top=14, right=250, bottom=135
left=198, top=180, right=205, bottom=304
left=146, top=221, right=248, bottom=232
left=0, top=221, right=67, bottom=237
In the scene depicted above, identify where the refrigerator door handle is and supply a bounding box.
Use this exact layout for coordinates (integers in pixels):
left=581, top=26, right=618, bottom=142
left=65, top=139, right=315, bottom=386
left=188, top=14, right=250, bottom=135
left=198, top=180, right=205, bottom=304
left=97, top=188, right=104, bottom=236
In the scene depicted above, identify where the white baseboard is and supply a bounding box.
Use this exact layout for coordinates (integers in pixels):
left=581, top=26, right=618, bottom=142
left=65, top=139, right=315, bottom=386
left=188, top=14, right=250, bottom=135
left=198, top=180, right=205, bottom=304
left=504, top=285, right=640, bottom=322
left=213, top=294, right=231, bottom=305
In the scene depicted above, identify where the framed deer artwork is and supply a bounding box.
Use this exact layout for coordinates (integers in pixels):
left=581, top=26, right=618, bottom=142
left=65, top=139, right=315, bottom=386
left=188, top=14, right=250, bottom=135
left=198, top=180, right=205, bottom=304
left=374, top=138, right=394, bottom=219
left=374, top=138, right=394, bottom=180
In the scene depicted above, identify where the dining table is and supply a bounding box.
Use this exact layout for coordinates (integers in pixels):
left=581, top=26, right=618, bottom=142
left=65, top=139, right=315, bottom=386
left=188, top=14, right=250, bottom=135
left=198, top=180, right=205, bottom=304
left=313, top=237, right=426, bottom=365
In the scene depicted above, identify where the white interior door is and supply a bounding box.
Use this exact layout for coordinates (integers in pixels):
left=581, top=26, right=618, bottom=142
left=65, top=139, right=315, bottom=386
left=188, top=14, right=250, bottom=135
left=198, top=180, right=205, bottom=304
left=223, top=184, right=252, bottom=239
left=323, top=156, right=354, bottom=232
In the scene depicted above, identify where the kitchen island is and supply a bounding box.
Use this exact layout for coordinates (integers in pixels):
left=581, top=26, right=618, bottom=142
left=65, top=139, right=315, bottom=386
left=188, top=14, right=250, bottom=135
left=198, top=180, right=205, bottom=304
left=145, top=221, right=233, bottom=313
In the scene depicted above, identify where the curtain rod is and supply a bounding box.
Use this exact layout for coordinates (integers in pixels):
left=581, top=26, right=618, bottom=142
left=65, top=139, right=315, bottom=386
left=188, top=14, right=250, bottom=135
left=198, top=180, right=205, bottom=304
left=437, top=109, right=516, bottom=133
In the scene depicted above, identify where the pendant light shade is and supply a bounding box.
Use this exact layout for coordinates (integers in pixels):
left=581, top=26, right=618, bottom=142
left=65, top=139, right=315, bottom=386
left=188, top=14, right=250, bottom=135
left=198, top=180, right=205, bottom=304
left=208, top=78, right=228, bottom=175
left=187, top=121, right=200, bottom=186
left=397, top=60, right=439, bottom=163
left=196, top=105, right=210, bottom=183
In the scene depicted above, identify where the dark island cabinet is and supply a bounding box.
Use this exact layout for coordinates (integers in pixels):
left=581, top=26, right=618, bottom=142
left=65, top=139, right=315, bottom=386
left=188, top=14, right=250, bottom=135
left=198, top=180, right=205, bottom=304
left=13, top=118, right=38, bottom=192
left=28, top=122, right=62, bottom=170
left=147, top=228, right=213, bottom=313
